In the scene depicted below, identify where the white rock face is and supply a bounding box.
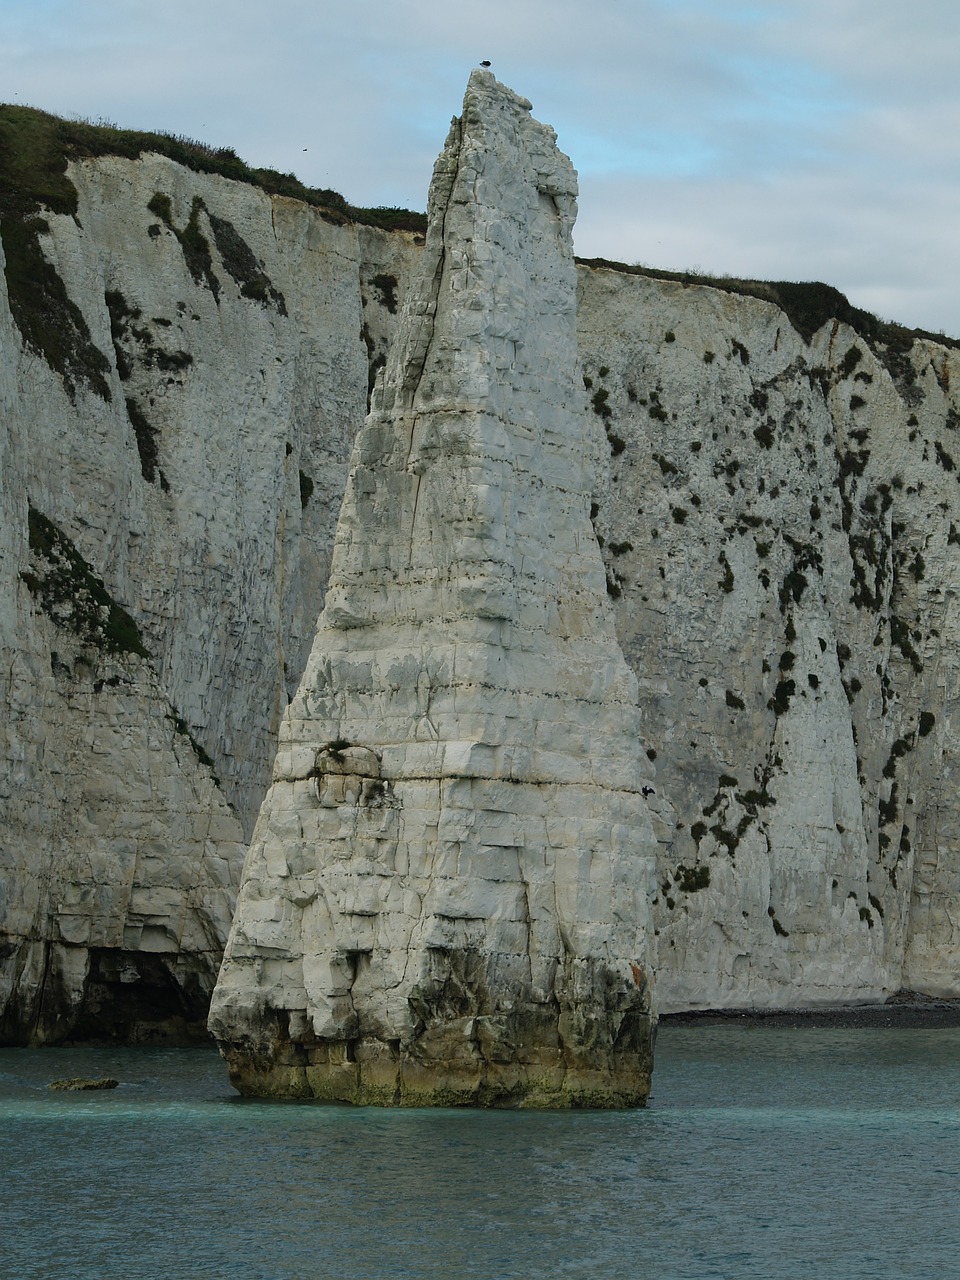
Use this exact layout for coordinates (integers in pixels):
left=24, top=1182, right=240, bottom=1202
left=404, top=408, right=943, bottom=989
left=575, top=268, right=960, bottom=1008
left=4, top=89, right=960, bottom=1043
left=0, top=238, right=243, bottom=1040
left=0, top=150, right=411, bottom=1040
left=208, top=72, right=660, bottom=1106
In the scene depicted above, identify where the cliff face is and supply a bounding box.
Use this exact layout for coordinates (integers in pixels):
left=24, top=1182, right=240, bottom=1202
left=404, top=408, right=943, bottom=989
left=577, top=271, right=960, bottom=1009
left=210, top=71, right=659, bottom=1107
left=2, top=101, right=959, bottom=1042
left=0, top=140, right=415, bottom=1041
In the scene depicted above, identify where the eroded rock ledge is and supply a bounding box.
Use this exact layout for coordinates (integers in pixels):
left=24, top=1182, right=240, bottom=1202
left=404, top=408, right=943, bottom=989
left=208, top=71, right=661, bottom=1107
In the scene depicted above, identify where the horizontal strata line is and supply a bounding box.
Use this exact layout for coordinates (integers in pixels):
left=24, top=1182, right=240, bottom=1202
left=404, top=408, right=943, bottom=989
left=348, top=462, right=594, bottom=498
left=306, top=771, right=651, bottom=794
left=308, top=684, right=634, bottom=704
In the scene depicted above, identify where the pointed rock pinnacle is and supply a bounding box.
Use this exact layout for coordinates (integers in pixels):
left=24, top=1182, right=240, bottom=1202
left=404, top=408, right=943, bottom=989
left=208, top=70, right=660, bottom=1107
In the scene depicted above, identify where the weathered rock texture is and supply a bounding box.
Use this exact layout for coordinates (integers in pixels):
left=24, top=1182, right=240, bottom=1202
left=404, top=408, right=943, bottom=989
left=576, top=273, right=960, bottom=1010
left=208, top=71, right=659, bottom=1107
left=0, top=129, right=415, bottom=1041
left=3, top=88, right=960, bottom=1045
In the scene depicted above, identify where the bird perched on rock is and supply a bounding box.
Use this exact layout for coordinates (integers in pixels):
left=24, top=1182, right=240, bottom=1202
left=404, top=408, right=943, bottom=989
left=480, top=60, right=491, bottom=67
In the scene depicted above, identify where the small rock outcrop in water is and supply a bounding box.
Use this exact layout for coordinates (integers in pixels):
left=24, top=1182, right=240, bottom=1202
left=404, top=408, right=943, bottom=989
left=208, top=71, right=661, bottom=1107
left=47, top=1077, right=119, bottom=1091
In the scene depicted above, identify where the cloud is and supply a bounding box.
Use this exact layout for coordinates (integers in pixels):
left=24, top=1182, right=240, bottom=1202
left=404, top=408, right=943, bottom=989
left=0, top=0, right=958, bottom=334
left=577, top=164, right=960, bottom=334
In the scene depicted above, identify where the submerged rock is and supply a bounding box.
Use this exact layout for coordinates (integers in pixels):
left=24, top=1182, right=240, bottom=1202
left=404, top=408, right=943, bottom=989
left=208, top=71, right=661, bottom=1107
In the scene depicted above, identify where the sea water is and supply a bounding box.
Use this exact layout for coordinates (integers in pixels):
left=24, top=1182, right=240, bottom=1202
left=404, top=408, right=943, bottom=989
left=1, top=1025, right=958, bottom=1280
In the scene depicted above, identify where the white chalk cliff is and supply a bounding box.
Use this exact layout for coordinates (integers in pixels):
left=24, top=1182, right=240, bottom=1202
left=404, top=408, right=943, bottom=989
left=208, top=71, right=660, bottom=1106
left=577, top=272, right=960, bottom=1009
left=2, top=84, right=960, bottom=1047
left=0, top=124, right=399, bottom=1040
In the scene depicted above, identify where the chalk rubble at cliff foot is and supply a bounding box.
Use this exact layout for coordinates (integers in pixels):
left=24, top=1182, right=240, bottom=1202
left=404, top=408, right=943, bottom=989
left=209, top=70, right=660, bottom=1107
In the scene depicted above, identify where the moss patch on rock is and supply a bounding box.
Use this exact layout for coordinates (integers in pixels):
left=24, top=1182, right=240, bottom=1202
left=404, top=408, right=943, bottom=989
left=21, top=506, right=150, bottom=659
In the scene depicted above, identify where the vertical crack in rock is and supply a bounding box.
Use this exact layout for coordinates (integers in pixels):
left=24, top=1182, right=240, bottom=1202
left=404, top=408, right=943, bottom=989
left=209, top=70, right=660, bottom=1107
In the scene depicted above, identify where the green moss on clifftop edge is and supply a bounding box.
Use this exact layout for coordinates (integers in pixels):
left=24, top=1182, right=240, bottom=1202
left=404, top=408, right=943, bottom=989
left=0, top=106, right=114, bottom=401
left=576, top=257, right=960, bottom=370
left=0, top=102, right=424, bottom=237
left=0, top=102, right=424, bottom=394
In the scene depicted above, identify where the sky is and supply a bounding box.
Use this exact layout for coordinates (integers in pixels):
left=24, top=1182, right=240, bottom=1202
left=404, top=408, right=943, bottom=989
left=2, top=0, right=959, bottom=337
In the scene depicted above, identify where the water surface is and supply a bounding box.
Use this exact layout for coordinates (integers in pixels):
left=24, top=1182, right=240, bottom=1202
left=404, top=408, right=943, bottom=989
left=2, top=1025, right=958, bottom=1279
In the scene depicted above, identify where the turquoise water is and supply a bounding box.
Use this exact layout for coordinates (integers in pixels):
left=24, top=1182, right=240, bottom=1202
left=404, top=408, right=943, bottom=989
left=2, top=1025, right=959, bottom=1279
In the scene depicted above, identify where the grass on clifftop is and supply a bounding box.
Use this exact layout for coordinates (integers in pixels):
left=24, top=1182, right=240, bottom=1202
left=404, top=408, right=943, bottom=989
left=0, top=105, right=116, bottom=399
left=576, top=257, right=960, bottom=365
left=0, top=103, right=425, bottom=398
left=1, top=102, right=953, bottom=393
left=0, top=103, right=427, bottom=231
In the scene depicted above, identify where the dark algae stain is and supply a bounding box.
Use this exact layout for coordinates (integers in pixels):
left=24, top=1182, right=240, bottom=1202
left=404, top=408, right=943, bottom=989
left=0, top=106, right=112, bottom=401
left=21, top=506, right=150, bottom=659
left=0, top=103, right=426, bottom=394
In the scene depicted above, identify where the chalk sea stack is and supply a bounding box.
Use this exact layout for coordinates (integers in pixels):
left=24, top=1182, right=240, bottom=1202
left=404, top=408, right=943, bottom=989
left=208, top=71, right=660, bottom=1106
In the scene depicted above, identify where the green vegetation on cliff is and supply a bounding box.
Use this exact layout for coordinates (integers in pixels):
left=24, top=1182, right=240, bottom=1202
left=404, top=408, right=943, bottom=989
left=0, top=103, right=425, bottom=398
left=0, top=103, right=426, bottom=230
left=2, top=101, right=952, bottom=406
left=21, top=506, right=150, bottom=659
left=576, top=257, right=960, bottom=374
left=0, top=106, right=115, bottom=400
